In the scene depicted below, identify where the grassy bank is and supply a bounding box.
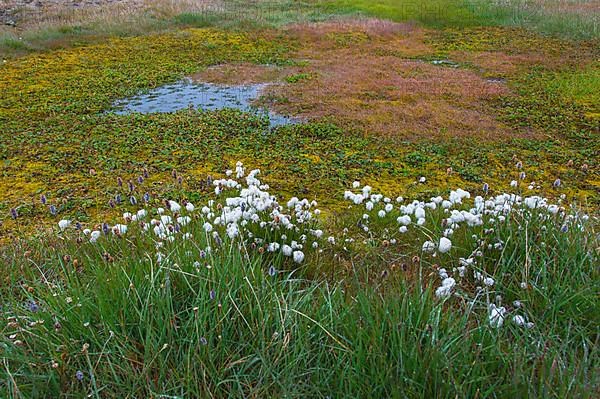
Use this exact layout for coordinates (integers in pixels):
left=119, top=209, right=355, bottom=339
left=1, top=165, right=598, bottom=397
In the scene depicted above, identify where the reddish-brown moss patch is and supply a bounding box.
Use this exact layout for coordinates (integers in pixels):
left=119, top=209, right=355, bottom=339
left=260, top=21, right=514, bottom=139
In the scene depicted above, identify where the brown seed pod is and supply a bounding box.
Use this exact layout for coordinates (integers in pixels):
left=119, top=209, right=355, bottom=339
left=581, top=163, right=588, bottom=172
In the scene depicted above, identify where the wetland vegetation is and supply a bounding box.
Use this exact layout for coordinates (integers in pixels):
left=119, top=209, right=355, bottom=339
left=0, top=1, right=598, bottom=397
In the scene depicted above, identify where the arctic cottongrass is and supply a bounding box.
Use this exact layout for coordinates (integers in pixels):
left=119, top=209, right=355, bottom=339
left=45, top=162, right=593, bottom=341
left=58, top=219, right=71, bottom=231
left=422, top=241, right=436, bottom=253
left=438, top=237, right=452, bottom=253
left=292, top=250, right=305, bottom=264
left=435, top=277, right=456, bottom=298
left=282, top=245, right=293, bottom=257
left=489, top=304, right=506, bottom=328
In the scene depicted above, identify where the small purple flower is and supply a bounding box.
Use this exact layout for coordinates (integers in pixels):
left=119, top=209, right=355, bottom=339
left=553, top=178, right=561, bottom=188
left=117, top=177, right=123, bottom=187
left=143, top=192, right=150, bottom=203
left=28, top=300, right=39, bottom=313
left=75, top=370, right=84, bottom=381
left=519, top=171, right=526, bottom=180
left=199, top=250, right=206, bottom=259
left=561, top=224, right=568, bottom=233
left=75, top=222, right=82, bottom=230
left=177, top=176, right=183, bottom=185
left=102, top=223, right=110, bottom=235
left=137, top=176, right=144, bottom=184
left=108, top=199, right=115, bottom=208
left=200, top=337, right=207, bottom=346
left=172, top=169, right=178, bottom=179
left=174, top=223, right=181, bottom=233
left=214, top=235, right=222, bottom=247
left=49, top=205, right=57, bottom=215
left=115, top=194, right=121, bottom=205
left=10, top=208, right=17, bottom=220
left=143, top=168, right=149, bottom=179
left=128, top=181, right=135, bottom=193
left=129, top=196, right=137, bottom=206
left=268, top=265, right=276, bottom=277
left=40, top=194, right=47, bottom=205
left=207, top=175, right=213, bottom=185
left=209, top=290, right=216, bottom=300
left=483, top=183, right=489, bottom=193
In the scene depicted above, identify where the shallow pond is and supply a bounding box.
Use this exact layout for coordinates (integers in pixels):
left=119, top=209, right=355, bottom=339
left=111, top=79, right=298, bottom=126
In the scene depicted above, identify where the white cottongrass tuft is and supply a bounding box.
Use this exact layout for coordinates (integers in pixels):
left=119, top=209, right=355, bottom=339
left=422, top=241, right=436, bottom=253
left=435, top=277, right=456, bottom=298
left=438, top=237, right=452, bottom=253
left=489, top=304, right=507, bottom=328
left=293, top=250, right=305, bottom=264
left=58, top=219, right=71, bottom=231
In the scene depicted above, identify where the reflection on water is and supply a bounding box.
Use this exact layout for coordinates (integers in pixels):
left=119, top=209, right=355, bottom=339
left=111, top=79, right=298, bottom=126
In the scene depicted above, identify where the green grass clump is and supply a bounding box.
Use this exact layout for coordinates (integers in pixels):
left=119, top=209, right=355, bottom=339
left=0, top=34, right=31, bottom=51
left=543, top=63, right=600, bottom=112
left=468, top=0, right=599, bottom=40
left=322, top=0, right=494, bottom=28
left=1, top=171, right=598, bottom=397
left=284, top=72, right=312, bottom=83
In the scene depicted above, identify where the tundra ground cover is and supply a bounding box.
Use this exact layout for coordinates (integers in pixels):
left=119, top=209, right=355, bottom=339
left=0, top=1, right=598, bottom=397
left=0, top=18, right=598, bottom=237
left=1, top=162, right=598, bottom=397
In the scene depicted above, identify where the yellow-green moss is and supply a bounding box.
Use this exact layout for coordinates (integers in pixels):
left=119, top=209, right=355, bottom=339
left=0, top=25, right=598, bottom=238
